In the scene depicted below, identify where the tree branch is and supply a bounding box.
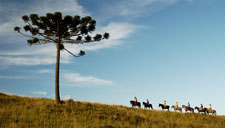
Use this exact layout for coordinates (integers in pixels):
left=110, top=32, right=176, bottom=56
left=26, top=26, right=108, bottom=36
left=63, top=21, right=88, bottom=40
left=18, top=31, right=35, bottom=39
left=63, top=48, right=81, bottom=57
left=62, top=39, right=101, bottom=44
left=27, top=21, right=56, bottom=42
left=18, top=31, right=54, bottom=45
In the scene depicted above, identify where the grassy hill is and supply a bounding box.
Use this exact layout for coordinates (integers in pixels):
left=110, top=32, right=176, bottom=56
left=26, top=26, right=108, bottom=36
left=0, top=93, right=225, bottom=128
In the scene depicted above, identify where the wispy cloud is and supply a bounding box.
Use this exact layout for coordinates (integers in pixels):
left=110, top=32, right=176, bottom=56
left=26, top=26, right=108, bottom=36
left=37, top=69, right=53, bottom=74
left=102, top=0, right=197, bottom=19
left=62, top=72, right=114, bottom=87
left=0, top=75, right=28, bottom=79
left=0, top=0, right=90, bottom=67
left=32, top=91, right=47, bottom=96
left=0, top=56, right=56, bottom=66
left=0, top=0, right=142, bottom=68
left=122, top=0, right=178, bottom=16
left=64, top=22, right=141, bottom=53
left=0, top=22, right=138, bottom=67
left=102, top=0, right=178, bottom=18
left=0, top=0, right=89, bottom=36
left=0, top=44, right=71, bottom=66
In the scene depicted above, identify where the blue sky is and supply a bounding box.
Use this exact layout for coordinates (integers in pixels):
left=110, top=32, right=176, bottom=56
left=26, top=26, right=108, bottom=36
left=1, top=0, right=225, bottom=115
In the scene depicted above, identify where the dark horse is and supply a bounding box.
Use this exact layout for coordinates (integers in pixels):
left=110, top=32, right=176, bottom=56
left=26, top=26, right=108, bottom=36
left=195, top=107, right=208, bottom=114
left=182, top=105, right=194, bottom=113
left=143, top=102, right=153, bottom=109
left=130, top=100, right=141, bottom=108
left=159, top=104, right=170, bottom=111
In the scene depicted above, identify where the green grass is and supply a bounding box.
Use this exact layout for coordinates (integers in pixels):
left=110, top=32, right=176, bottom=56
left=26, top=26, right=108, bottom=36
left=0, top=93, right=225, bottom=128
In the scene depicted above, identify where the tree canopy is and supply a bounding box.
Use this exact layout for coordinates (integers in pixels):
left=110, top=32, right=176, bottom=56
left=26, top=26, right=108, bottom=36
left=15, top=12, right=109, bottom=45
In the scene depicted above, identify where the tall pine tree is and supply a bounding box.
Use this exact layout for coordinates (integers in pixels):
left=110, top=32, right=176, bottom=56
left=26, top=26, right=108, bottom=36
left=14, top=12, right=109, bottom=104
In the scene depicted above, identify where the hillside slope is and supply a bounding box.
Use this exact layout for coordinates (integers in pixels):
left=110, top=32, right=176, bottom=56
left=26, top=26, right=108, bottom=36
left=0, top=93, right=225, bottom=128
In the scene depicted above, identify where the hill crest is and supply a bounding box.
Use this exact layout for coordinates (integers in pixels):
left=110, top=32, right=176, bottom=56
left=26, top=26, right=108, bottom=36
left=0, top=93, right=225, bottom=128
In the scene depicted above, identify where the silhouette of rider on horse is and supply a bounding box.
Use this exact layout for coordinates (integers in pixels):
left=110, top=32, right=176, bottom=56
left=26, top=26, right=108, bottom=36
left=146, top=99, right=149, bottom=105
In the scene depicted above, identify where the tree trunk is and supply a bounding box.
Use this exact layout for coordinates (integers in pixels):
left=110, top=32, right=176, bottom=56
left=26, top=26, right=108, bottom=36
left=55, top=38, right=61, bottom=104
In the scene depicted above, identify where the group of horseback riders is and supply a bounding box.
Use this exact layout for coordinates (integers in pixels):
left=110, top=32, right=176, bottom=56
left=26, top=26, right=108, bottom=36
left=173, top=101, right=212, bottom=111
left=131, top=97, right=215, bottom=114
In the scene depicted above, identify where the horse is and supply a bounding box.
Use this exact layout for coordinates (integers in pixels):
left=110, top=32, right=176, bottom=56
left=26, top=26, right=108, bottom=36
left=143, top=102, right=153, bottom=109
left=194, top=107, right=208, bottom=114
left=159, top=104, right=170, bottom=111
left=171, top=105, right=182, bottom=112
left=182, top=105, right=194, bottom=113
left=207, top=109, right=216, bottom=115
left=130, top=100, right=141, bottom=108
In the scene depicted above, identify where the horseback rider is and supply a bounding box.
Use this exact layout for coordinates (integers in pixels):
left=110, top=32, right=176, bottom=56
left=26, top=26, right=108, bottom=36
left=187, top=102, right=190, bottom=109
left=146, top=99, right=149, bottom=105
left=134, top=97, right=138, bottom=105
left=175, top=102, right=179, bottom=109
left=200, top=104, right=203, bottom=110
left=164, top=100, right=167, bottom=108
left=209, top=104, right=212, bottom=110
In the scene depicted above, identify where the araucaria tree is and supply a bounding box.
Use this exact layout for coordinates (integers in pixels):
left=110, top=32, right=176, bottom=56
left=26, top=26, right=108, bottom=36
left=14, top=12, right=109, bottom=104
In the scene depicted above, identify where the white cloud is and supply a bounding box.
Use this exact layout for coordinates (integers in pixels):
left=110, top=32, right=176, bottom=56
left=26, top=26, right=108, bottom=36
left=37, top=0, right=88, bottom=16
left=62, top=72, right=114, bottom=86
left=37, top=69, right=53, bottom=74
left=104, top=0, right=198, bottom=18
left=0, top=23, right=12, bottom=34
left=0, top=22, right=138, bottom=67
left=0, top=56, right=56, bottom=66
left=105, top=0, right=178, bottom=17
left=64, top=22, right=140, bottom=53
left=0, top=0, right=141, bottom=68
left=0, top=0, right=140, bottom=68
left=0, top=75, right=28, bottom=79
left=0, top=0, right=89, bottom=36
left=0, top=0, right=91, bottom=67
left=103, top=22, right=141, bottom=40
left=32, top=91, right=47, bottom=96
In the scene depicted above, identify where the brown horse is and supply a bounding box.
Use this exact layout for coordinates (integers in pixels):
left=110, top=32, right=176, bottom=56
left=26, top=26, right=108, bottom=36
left=207, top=109, right=217, bottom=115
left=194, top=107, right=208, bottom=114
left=171, top=105, right=182, bottom=112
left=182, top=105, right=194, bottom=113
